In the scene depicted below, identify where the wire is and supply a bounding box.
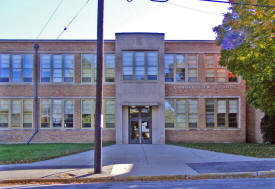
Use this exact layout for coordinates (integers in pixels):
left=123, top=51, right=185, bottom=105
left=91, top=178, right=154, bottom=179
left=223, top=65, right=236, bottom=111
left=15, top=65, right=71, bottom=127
left=199, top=0, right=275, bottom=8
left=36, top=0, right=63, bottom=39
left=57, top=0, right=91, bottom=39
left=167, top=1, right=221, bottom=16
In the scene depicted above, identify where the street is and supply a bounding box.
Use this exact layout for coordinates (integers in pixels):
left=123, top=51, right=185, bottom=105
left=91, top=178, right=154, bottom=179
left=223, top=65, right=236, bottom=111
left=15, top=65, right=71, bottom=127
left=2, top=178, right=275, bottom=189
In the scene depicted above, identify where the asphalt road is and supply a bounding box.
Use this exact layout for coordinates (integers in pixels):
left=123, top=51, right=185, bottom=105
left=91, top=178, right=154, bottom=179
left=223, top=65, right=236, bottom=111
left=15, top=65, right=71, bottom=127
left=2, top=178, right=275, bottom=189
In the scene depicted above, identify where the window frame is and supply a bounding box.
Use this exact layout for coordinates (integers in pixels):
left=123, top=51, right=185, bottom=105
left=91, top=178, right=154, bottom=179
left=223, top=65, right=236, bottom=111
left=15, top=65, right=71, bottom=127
left=0, top=54, right=33, bottom=83
left=81, top=99, right=116, bottom=129
left=165, top=98, right=198, bottom=129
left=205, top=98, right=239, bottom=129
left=164, top=54, right=198, bottom=83
left=40, top=54, right=75, bottom=84
left=40, top=99, right=74, bottom=129
left=122, top=51, right=158, bottom=81
left=81, top=54, right=115, bottom=84
left=0, top=99, right=33, bottom=129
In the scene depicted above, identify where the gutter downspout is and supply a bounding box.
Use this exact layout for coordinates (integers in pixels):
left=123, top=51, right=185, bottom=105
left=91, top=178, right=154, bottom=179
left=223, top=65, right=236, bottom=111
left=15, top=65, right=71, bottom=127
left=26, top=44, right=39, bottom=144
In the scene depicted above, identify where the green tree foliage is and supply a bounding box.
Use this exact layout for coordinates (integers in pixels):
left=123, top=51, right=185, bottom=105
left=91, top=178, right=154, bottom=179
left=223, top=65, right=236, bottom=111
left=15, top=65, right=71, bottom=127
left=213, top=0, right=275, bottom=116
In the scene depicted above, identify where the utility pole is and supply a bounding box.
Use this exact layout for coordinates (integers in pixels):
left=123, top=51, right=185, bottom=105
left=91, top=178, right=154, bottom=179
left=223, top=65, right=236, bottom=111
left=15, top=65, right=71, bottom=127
left=94, top=0, right=104, bottom=173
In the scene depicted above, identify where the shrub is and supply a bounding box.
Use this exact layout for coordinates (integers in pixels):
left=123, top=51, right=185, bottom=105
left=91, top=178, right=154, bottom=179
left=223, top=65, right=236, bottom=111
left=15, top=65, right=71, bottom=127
left=261, top=115, right=275, bottom=144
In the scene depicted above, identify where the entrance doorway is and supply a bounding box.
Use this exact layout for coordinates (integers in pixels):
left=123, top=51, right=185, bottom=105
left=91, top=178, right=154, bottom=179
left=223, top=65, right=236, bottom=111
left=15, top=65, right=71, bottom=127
left=129, top=106, right=152, bottom=144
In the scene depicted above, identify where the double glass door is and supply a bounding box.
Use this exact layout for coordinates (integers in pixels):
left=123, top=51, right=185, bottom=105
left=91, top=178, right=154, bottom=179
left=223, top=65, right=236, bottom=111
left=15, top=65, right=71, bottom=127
left=129, top=106, right=152, bottom=144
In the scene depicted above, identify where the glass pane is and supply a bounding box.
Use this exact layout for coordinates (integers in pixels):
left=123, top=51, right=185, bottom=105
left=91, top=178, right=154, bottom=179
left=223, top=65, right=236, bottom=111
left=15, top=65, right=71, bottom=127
left=147, top=52, right=157, bottom=66
left=217, top=100, right=226, bottom=113
left=130, top=121, right=139, bottom=140
left=164, top=54, right=174, bottom=69
left=53, top=69, right=62, bottom=82
left=206, top=114, right=215, bottom=128
left=12, top=100, right=21, bottom=114
left=229, top=113, right=238, bottom=128
left=123, top=67, right=133, bottom=75
left=187, top=55, right=197, bottom=67
left=206, top=69, right=215, bottom=77
left=122, top=52, right=133, bottom=66
left=53, top=100, right=62, bottom=114
left=64, top=55, right=74, bottom=68
left=176, top=100, right=186, bottom=113
left=217, top=113, right=226, bottom=127
left=40, top=54, right=51, bottom=68
left=205, top=55, right=216, bottom=68
left=23, top=54, right=33, bottom=68
left=188, top=114, right=197, bottom=128
left=229, top=100, right=238, bottom=113
left=135, top=52, right=145, bottom=66
left=105, top=100, right=115, bottom=114
left=82, top=100, right=92, bottom=114
left=0, top=100, right=9, bottom=113
left=24, top=100, right=32, bottom=113
left=0, top=54, right=10, bottom=82
left=141, top=121, right=150, bottom=140
left=130, top=108, right=139, bottom=118
left=64, top=114, right=73, bottom=128
left=53, top=55, right=62, bottom=68
left=217, top=69, right=226, bottom=82
left=206, top=99, right=215, bottom=113
left=176, top=54, right=185, bottom=68
left=176, top=114, right=186, bottom=128
left=0, top=114, right=8, bottom=127
left=11, top=114, right=20, bottom=127
left=104, top=54, right=115, bottom=68
left=176, top=68, right=185, bottom=82
left=64, top=100, right=73, bottom=114
left=165, top=100, right=175, bottom=124
left=188, top=99, right=198, bottom=113
left=165, top=68, right=173, bottom=82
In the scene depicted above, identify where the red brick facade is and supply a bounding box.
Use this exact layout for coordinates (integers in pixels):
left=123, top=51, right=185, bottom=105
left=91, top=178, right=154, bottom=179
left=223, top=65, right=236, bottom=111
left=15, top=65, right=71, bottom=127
left=0, top=36, right=262, bottom=144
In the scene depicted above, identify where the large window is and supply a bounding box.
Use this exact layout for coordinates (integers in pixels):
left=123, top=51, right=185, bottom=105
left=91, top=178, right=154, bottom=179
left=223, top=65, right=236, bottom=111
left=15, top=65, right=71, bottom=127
left=164, top=54, right=198, bottom=82
left=81, top=99, right=115, bottom=128
left=0, top=99, right=33, bottom=128
left=205, top=99, right=239, bottom=128
left=165, top=99, right=198, bottom=129
left=81, top=54, right=115, bottom=83
left=40, top=99, right=74, bottom=128
left=122, top=51, right=158, bottom=81
left=40, top=54, right=74, bottom=83
left=0, top=54, right=33, bottom=83
left=205, top=55, right=237, bottom=83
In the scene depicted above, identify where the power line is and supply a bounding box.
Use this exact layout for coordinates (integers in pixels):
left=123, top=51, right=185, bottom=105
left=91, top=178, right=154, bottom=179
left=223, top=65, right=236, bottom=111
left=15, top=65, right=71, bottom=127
left=36, top=0, right=64, bottom=39
left=199, top=0, right=275, bottom=8
left=57, top=0, right=91, bottom=39
left=167, top=2, right=221, bottom=16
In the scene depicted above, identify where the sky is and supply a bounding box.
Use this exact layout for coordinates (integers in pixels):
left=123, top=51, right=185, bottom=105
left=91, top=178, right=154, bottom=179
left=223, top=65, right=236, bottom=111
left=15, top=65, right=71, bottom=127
left=0, top=0, right=230, bottom=40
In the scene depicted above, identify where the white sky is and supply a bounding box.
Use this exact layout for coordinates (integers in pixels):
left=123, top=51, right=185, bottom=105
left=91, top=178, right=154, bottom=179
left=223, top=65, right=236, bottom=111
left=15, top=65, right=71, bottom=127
left=0, top=0, right=230, bottom=40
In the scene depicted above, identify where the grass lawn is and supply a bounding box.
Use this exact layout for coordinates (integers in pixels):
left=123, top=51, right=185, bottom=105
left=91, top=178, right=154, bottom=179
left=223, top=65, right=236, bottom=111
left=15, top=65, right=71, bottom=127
left=0, top=143, right=114, bottom=165
left=170, top=143, right=275, bottom=158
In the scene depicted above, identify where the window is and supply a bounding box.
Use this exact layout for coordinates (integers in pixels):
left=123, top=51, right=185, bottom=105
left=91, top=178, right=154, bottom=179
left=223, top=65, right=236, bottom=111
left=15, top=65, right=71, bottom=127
left=205, top=99, right=239, bottom=128
left=64, top=100, right=74, bottom=128
left=40, top=54, right=74, bottom=83
left=206, top=99, right=215, bottom=128
left=81, top=99, right=115, bottom=129
left=40, top=99, right=74, bottom=128
left=165, top=100, right=175, bottom=128
left=0, top=99, right=33, bottom=128
left=165, top=99, right=198, bottom=129
left=81, top=54, right=115, bottom=83
left=122, top=51, right=158, bottom=81
left=205, top=54, right=238, bottom=83
left=205, top=55, right=216, bottom=82
left=40, top=99, right=50, bottom=128
left=0, top=99, right=9, bottom=128
left=82, top=100, right=94, bottom=128
left=104, top=55, right=115, bottom=82
left=0, top=54, right=33, bottom=83
left=104, top=100, right=115, bottom=128
left=23, top=100, right=33, bottom=128
left=164, top=54, right=198, bottom=82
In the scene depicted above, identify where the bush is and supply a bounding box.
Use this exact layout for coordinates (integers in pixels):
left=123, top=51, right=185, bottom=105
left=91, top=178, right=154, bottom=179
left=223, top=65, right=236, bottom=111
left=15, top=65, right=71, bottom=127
left=261, top=115, right=275, bottom=144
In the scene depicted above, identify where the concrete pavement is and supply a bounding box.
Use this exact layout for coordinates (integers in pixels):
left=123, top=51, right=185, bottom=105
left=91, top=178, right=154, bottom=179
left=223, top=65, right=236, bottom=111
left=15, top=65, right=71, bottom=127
left=2, top=178, right=275, bottom=189
left=1, top=144, right=275, bottom=181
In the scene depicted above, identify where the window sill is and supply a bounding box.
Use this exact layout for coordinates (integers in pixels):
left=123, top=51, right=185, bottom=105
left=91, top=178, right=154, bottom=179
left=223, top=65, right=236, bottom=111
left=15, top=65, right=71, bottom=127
left=165, top=128, right=241, bottom=131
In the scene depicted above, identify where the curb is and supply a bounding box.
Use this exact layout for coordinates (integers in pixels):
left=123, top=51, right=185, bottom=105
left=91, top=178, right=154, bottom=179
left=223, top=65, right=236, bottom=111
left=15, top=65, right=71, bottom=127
left=1, top=170, right=275, bottom=185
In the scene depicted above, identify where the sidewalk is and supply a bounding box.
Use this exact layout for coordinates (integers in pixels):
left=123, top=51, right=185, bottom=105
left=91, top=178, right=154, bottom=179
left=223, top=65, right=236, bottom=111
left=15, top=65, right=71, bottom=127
left=1, top=144, right=275, bottom=182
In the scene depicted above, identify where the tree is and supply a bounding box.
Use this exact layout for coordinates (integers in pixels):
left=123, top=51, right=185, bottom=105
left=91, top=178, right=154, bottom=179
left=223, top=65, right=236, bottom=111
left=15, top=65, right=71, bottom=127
left=213, top=0, right=275, bottom=143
